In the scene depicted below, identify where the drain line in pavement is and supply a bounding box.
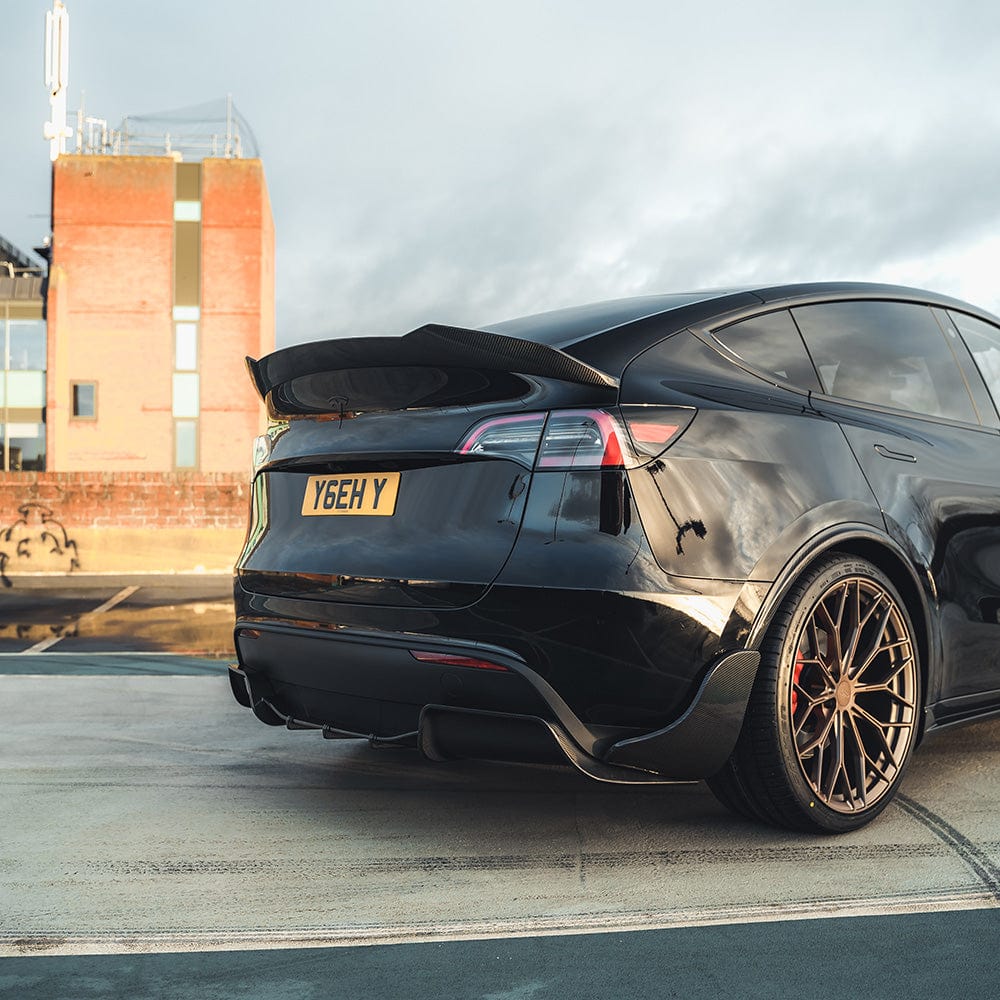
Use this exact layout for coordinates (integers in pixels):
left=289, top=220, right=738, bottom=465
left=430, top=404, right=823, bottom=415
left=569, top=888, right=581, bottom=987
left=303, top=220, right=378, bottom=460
left=23, top=586, right=141, bottom=655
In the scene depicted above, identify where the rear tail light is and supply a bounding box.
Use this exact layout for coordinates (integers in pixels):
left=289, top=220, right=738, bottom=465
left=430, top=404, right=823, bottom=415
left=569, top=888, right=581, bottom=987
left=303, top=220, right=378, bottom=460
left=457, top=412, right=547, bottom=467
left=457, top=406, right=693, bottom=469
left=536, top=410, right=629, bottom=468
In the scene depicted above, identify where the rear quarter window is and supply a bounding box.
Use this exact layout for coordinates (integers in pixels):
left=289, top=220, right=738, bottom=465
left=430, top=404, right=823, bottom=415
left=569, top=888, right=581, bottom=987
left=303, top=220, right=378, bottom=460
left=948, top=310, right=1000, bottom=421
left=712, top=310, right=821, bottom=391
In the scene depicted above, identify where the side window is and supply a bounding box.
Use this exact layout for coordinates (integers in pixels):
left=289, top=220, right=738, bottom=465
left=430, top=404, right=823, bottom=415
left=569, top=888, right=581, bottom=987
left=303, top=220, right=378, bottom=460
left=948, top=311, right=1000, bottom=419
left=792, top=301, right=979, bottom=424
left=712, top=310, right=821, bottom=391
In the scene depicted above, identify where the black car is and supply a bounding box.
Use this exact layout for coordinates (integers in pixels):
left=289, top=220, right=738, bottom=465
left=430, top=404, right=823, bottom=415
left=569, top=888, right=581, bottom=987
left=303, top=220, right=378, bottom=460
left=229, top=282, right=1000, bottom=832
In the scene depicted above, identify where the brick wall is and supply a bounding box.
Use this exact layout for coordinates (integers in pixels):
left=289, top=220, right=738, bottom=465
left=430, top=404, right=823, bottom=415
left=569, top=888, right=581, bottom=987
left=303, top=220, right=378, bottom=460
left=0, top=472, right=250, bottom=577
left=0, top=472, right=249, bottom=529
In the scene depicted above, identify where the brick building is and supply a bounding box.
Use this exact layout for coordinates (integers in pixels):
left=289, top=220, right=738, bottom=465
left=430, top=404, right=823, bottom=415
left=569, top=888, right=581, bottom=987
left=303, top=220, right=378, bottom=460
left=47, top=153, right=274, bottom=472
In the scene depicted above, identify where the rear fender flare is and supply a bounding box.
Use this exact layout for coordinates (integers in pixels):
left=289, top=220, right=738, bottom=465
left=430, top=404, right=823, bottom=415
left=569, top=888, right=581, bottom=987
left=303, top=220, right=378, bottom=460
left=727, top=522, right=938, bottom=730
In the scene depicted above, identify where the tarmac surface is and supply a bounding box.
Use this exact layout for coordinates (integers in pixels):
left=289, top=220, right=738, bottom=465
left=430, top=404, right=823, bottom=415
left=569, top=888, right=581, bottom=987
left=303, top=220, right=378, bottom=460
left=3, top=579, right=1000, bottom=996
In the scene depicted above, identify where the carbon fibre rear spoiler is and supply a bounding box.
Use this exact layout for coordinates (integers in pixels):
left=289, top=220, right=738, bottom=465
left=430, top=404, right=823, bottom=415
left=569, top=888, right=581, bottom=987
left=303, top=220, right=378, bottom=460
left=245, top=324, right=619, bottom=400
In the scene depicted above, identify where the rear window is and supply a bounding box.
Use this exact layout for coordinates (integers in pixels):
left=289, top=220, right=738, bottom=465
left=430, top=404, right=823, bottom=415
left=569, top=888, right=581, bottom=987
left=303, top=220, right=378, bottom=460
left=792, top=301, right=979, bottom=424
left=712, top=310, right=821, bottom=391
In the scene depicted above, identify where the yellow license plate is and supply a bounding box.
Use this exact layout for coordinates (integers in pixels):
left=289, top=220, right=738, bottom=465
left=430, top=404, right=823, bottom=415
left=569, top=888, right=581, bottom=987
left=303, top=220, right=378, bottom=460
left=300, top=473, right=401, bottom=517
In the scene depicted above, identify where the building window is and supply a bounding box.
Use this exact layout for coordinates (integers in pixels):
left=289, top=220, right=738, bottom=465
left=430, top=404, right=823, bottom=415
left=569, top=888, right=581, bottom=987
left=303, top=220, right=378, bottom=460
left=175, top=419, right=197, bottom=468
left=2, top=423, right=46, bottom=471
left=1, top=371, right=45, bottom=407
left=175, top=322, right=198, bottom=370
left=172, top=373, right=200, bottom=418
left=8, top=319, right=47, bottom=370
left=173, top=200, right=201, bottom=222
left=71, top=381, right=97, bottom=419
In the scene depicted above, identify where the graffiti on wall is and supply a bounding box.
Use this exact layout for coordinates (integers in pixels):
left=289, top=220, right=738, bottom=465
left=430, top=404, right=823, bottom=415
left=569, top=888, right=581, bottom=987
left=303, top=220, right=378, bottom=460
left=0, top=503, right=81, bottom=588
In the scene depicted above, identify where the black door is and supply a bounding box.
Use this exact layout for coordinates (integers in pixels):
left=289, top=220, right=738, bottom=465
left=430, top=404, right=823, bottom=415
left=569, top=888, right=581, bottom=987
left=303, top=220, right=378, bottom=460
left=794, top=299, right=1000, bottom=721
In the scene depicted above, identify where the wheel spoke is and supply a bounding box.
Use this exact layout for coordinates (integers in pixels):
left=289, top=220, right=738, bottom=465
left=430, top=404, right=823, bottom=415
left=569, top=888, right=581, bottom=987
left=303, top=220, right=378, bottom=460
left=822, top=713, right=847, bottom=801
left=853, top=704, right=911, bottom=763
left=793, top=686, right=836, bottom=726
left=798, top=708, right=836, bottom=756
left=854, top=683, right=916, bottom=711
left=807, top=619, right=838, bottom=688
left=855, top=636, right=911, bottom=681
left=856, top=654, right=913, bottom=690
left=847, top=709, right=894, bottom=787
left=840, top=581, right=868, bottom=673
left=815, top=599, right=845, bottom=674
left=849, top=597, right=892, bottom=677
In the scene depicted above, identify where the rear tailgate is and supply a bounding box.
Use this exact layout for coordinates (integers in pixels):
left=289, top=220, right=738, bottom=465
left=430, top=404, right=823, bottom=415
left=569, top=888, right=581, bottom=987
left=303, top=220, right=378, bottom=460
left=238, top=324, right=618, bottom=608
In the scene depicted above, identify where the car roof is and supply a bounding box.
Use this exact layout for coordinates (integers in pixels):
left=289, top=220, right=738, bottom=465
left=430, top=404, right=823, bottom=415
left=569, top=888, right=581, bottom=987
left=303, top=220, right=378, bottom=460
left=482, top=282, right=999, bottom=371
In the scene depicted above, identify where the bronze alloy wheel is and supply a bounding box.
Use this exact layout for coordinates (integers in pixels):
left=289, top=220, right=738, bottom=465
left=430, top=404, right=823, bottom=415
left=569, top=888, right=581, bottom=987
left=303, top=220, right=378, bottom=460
left=790, top=574, right=917, bottom=814
left=708, top=554, right=921, bottom=832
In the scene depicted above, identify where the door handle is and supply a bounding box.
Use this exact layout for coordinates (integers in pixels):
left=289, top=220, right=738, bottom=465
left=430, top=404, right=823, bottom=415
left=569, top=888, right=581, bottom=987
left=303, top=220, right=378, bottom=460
left=874, top=443, right=916, bottom=463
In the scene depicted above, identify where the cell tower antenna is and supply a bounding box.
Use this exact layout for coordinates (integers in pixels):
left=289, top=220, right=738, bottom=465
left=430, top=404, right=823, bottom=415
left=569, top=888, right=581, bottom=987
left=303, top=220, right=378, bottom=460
left=43, top=0, right=73, bottom=161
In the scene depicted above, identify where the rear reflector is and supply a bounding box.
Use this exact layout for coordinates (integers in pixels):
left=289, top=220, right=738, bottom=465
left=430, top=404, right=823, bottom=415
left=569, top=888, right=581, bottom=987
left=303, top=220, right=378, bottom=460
left=409, top=650, right=511, bottom=672
left=628, top=421, right=679, bottom=444
left=620, top=406, right=694, bottom=460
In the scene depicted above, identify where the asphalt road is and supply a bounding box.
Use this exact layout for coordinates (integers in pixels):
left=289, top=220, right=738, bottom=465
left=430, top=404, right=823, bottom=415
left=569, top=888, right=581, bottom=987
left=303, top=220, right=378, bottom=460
left=3, top=582, right=1000, bottom=996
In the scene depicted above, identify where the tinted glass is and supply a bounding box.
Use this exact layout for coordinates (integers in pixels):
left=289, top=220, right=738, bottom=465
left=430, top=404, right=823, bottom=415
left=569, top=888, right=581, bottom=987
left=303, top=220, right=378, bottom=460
left=3, top=422, right=45, bottom=471
left=949, top=311, right=1000, bottom=415
left=793, top=301, right=978, bottom=423
left=72, top=382, right=96, bottom=418
left=8, top=320, right=46, bottom=370
left=713, top=310, right=821, bottom=390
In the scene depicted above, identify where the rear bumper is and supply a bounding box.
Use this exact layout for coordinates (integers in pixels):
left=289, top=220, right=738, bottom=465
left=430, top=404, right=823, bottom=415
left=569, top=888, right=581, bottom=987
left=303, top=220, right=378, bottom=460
left=230, top=622, right=759, bottom=782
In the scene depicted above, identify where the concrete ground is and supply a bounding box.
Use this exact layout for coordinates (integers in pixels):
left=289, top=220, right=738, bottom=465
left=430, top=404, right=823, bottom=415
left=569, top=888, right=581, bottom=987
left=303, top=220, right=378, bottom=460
left=2, top=580, right=1000, bottom=996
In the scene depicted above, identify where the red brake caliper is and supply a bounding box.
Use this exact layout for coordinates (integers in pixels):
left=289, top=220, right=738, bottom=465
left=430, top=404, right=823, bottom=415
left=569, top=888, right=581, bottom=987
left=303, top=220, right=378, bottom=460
left=791, top=650, right=805, bottom=715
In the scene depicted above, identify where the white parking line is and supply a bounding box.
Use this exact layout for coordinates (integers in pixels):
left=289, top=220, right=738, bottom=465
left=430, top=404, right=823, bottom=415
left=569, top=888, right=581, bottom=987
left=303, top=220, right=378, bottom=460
left=0, top=889, right=994, bottom=957
left=23, top=586, right=141, bottom=655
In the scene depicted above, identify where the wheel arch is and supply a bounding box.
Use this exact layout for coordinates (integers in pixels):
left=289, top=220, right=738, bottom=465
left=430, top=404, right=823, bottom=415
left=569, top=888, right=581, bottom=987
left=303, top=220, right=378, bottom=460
left=742, top=525, right=936, bottom=741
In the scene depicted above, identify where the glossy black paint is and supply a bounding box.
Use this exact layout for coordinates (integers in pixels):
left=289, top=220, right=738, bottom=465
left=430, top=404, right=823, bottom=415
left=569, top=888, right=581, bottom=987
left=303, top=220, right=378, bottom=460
left=233, top=282, right=1000, bottom=783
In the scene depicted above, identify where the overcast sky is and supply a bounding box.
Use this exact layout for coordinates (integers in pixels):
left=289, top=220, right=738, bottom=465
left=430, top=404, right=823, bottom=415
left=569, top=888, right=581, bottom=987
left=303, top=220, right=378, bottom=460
left=2, top=0, right=1000, bottom=346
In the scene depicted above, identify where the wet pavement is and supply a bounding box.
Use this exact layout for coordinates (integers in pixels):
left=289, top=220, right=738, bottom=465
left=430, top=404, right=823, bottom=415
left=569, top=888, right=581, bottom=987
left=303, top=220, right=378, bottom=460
left=0, top=576, right=234, bottom=657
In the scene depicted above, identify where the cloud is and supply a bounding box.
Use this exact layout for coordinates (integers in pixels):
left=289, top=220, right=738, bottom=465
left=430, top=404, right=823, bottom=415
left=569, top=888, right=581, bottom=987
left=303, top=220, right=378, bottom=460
left=277, top=101, right=1000, bottom=343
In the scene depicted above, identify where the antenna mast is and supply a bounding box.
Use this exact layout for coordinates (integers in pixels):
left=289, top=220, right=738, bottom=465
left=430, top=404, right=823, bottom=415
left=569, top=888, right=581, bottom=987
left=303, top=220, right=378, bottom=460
left=43, top=0, right=72, bottom=161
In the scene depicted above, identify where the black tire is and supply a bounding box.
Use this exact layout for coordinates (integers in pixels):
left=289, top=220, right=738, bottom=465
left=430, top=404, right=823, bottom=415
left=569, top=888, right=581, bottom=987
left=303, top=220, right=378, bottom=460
left=708, top=553, right=921, bottom=833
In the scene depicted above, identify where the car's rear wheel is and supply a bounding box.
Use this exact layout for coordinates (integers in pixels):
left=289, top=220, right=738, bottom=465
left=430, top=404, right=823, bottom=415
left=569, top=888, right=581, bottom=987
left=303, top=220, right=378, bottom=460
left=708, top=554, right=920, bottom=832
